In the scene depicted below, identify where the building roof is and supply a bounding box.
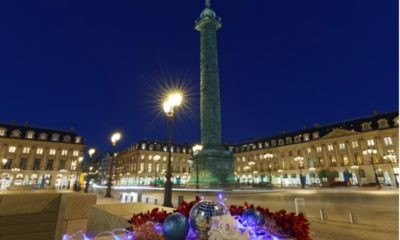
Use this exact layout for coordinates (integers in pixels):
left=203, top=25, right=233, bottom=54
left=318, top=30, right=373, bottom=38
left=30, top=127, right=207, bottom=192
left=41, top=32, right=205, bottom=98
left=232, top=111, right=398, bottom=152
left=0, top=121, right=84, bottom=144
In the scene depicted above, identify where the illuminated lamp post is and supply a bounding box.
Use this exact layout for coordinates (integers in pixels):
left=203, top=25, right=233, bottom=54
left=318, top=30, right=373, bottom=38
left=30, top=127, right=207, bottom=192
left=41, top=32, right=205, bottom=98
left=74, top=156, right=84, bottom=191
left=84, top=148, right=96, bottom=193
left=362, top=148, right=380, bottom=187
left=294, top=156, right=305, bottom=188
left=162, top=91, right=183, bottom=207
left=192, top=144, right=203, bottom=190
left=105, top=132, right=121, bottom=198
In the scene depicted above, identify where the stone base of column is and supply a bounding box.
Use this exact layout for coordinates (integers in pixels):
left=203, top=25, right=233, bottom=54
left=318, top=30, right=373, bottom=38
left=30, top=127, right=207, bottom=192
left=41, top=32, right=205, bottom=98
left=188, top=148, right=238, bottom=190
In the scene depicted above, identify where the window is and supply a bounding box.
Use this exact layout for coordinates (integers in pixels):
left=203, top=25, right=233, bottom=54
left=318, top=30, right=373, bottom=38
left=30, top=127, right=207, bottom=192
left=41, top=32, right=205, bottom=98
left=307, top=148, right=312, bottom=154
left=303, top=133, right=310, bottom=141
left=384, top=137, right=393, bottom=146
left=70, top=161, right=77, bottom=170
left=75, top=136, right=82, bottom=143
left=367, top=139, right=375, bottom=146
left=63, top=135, right=71, bottom=142
left=271, top=140, right=277, bottom=147
left=39, top=133, right=47, bottom=140
left=361, top=122, right=372, bottom=131
left=278, top=139, right=284, bottom=146
left=329, top=155, right=336, bottom=166
left=3, top=159, right=12, bottom=169
left=0, top=128, right=6, bottom=136
left=264, top=142, right=269, bottom=147
left=19, top=158, right=28, bottom=170
left=327, top=145, right=334, bottom=151
left=37, top=148, right=44, bottom=155
left=52, top=133, right=60, bottom=141
left=339, top=143, right=345, bottom=150
left=316, top=146, right=322, bottom=152
left=22, top=147, right=30, bottom=154
left=377, top=119, right=389, bottom=129
left=49, top=149, right=56, bottom=155
left=141, top=143, right=146, bottom=150
left=72, top=150, right=79, bottom=157
left=11, top=130, right=21, bottom=138
left=355, top=153, right=362, bottom=165
left=141, top=155, right=145, bottom=160
left=312, top=131, right=320, bottom=139
left=46, top=160, right=54, bottom=170
left=61, top=150, right=68, bottom=156
left=258, top=142, right=263, bottom=149
left=26, top=131, right=35, bottom=139
left=140, top=163, right=144, bottom=172
left=8, top=146, right=16, bottom=153
left=342, top=155, right=349, bottom=166
left=33, top=159, right=41, bottom=170
left=286, top=137, right=292, bottom=144
left=60, top=160, right=66, bottom=170
left=148, top=163, right=152, bottom=173
left=352, top=141, right=359, bottom=148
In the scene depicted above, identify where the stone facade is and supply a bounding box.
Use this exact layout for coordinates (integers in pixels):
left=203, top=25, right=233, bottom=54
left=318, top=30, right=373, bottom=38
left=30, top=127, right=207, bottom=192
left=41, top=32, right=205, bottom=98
left=114, top=112, right=399, bottom=188
left=0, top=122, right=85, bottom=189
left=114, top=140, right=193, bottom=186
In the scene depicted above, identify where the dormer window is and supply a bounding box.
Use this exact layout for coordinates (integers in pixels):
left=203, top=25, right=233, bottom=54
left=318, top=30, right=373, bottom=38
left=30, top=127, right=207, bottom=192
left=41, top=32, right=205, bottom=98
left=294, top=135, right=301, bottom=143
left=312, top=131, right=320, bottom=139
left=278, top=139, right=284, bottom=146
left=11, top=129, right=21, bottom=138
left=394, top=117, right=399, bottom=126
left=149, top=144, right=154, bottom=151
left=271, top=140, right=277, bottom=147
left=52, top=133, right=60, bottom=141
left=264, top=142, right=269, bottom=147
left=361, top=122, right=372, bottom=131
left=377, top=119, right=389, bottom=129
left=303, top=133, right=310, bottom=141
left=163, top=146, right=168, bottom=152
left=63, top=135, right=71, bottom=143
left=39, top=133, right=48, bottom=140
left=286, top=137, right=292, bottom=144
left=26, top=131, right=35, bottom=139
left=0, top=128, right=6, bottom=136
left=75, top=136, right=82, bottom=143
left=141, top=143, right=146, bottom=150
left=258, top=142, right=263, bottom=149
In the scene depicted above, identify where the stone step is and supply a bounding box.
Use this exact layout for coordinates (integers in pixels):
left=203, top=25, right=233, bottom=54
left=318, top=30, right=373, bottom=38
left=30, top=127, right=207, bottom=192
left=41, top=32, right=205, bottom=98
left=0, top=222, right=56, bottom=235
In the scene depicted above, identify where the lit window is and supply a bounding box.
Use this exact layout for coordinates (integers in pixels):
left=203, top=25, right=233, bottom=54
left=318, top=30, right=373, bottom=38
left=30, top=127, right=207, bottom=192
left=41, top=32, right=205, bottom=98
left=39, top=133, right=47, bottom=140
left=0, top=129, right=5, bottom=136
left=141, top=143, right=146, bottom=150
left=307, top=148, right=312, bottom=154
left=71, top=161, right=77, bottom=170
left=23, top=147, right=30, bottom=154
left=316, top=146, right=322, bottom=152
left=72, top=150, right=79, bottom=156
left=352, top=141, right=359, bottom=148
left=141, top=155, right=145, bottom=160
left=37, top=148, right=44, bottom=155
left=11, top=130, right=21, bottom=138
left=242, top=157, right=246, bottom=162
left=149, top=155, right=153, bottom=160
left=312, top=132, right=320, bottom=139
left=303, top=134, right=310, bottom=141
left=49, top=149, right=56, bottom=155
left=75, top=137, right=81, bottom=143
left=140, top=163, right=144, bottom=172
left=61, top=150, right=68, bottom=156
left=339, top=143, right=345, bottom=150
left=163, top=156, right=167, bottom=161
left=163, top=146, right=167, bottom=152
left=327, top=145, right=334, bottom=151
left=8, top=146, right=16, bottom=153
left=52, top=134, right=60, bottom=141
left=384, top=137, right=393, bottom=146
left=26, top=131, right=34, bottom=139
left=148, top=163, right=152, bottom=173
left=367, top=139, right=375, bottom=146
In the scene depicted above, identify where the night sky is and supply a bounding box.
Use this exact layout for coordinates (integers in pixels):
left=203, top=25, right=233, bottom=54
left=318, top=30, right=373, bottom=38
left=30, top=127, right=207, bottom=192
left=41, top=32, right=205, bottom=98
left=0, top=0, right=398, bottom=152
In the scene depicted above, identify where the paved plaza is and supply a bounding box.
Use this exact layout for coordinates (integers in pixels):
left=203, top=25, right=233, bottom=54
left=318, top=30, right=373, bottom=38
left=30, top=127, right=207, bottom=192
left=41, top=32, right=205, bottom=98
left=97, top=188, right=399, bottom=240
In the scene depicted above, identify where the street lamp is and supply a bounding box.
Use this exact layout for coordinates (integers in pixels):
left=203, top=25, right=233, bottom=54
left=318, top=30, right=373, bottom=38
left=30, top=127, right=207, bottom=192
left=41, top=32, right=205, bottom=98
left=362, top=148, right=380, bottom=187
left=85, top=148, right=96, bottom=193
left=351, top=165, right=360, bottom=186
left=154, top=155, right=160, bottom=186
left=162, top=91, right=183, bottom=207
left=105, top=132, right=122, bottom=198
left=74, top=156, right=84, bottom=191
left=264, top=153, right=273, bottom=183
left=383, top=152, right=399, bottom=188
left=294, top=156, right=305, bottom=188
left=192, top=144, right=203, bottom=190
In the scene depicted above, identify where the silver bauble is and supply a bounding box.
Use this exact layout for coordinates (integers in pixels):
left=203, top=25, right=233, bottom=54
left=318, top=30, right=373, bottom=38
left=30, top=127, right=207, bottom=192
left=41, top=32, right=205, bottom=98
left=189, top=200, right=227, bottom=240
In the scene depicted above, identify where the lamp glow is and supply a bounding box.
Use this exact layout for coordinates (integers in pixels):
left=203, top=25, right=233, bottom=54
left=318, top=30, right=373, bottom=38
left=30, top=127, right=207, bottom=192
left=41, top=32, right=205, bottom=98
left=111, top=132, right=122, bottom=146
left=88, top=148, right=96, bottom=157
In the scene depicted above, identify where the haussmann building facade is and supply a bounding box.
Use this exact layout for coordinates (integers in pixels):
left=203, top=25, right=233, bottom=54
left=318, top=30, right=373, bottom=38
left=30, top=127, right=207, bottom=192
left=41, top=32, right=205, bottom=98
left=113, top=111, right=399, bottom=188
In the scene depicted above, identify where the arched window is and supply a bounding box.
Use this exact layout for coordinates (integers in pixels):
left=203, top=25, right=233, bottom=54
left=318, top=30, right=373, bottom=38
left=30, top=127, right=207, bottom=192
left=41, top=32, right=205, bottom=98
left=63, top=135, right=71, bottom=142
left=52, top=133, right=60, bottom=141
left=285, top=137, right=292, bottom=144
left=11, top=129, right=21, bottom=138
left=39, top=133, right=48, bottom=140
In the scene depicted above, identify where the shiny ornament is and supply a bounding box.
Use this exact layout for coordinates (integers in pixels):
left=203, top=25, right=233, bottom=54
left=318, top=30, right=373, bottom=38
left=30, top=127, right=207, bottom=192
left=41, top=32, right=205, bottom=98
left=162, top=213, right=189, bottom=240
left=242, top=209, right=265, bottom=227
left=189, top=200, right=227, bottom=240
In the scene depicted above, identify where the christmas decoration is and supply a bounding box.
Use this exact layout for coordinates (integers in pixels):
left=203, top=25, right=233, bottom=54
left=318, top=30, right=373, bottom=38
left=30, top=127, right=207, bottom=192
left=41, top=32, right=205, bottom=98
left=162, top=213, right=190, bottom=240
